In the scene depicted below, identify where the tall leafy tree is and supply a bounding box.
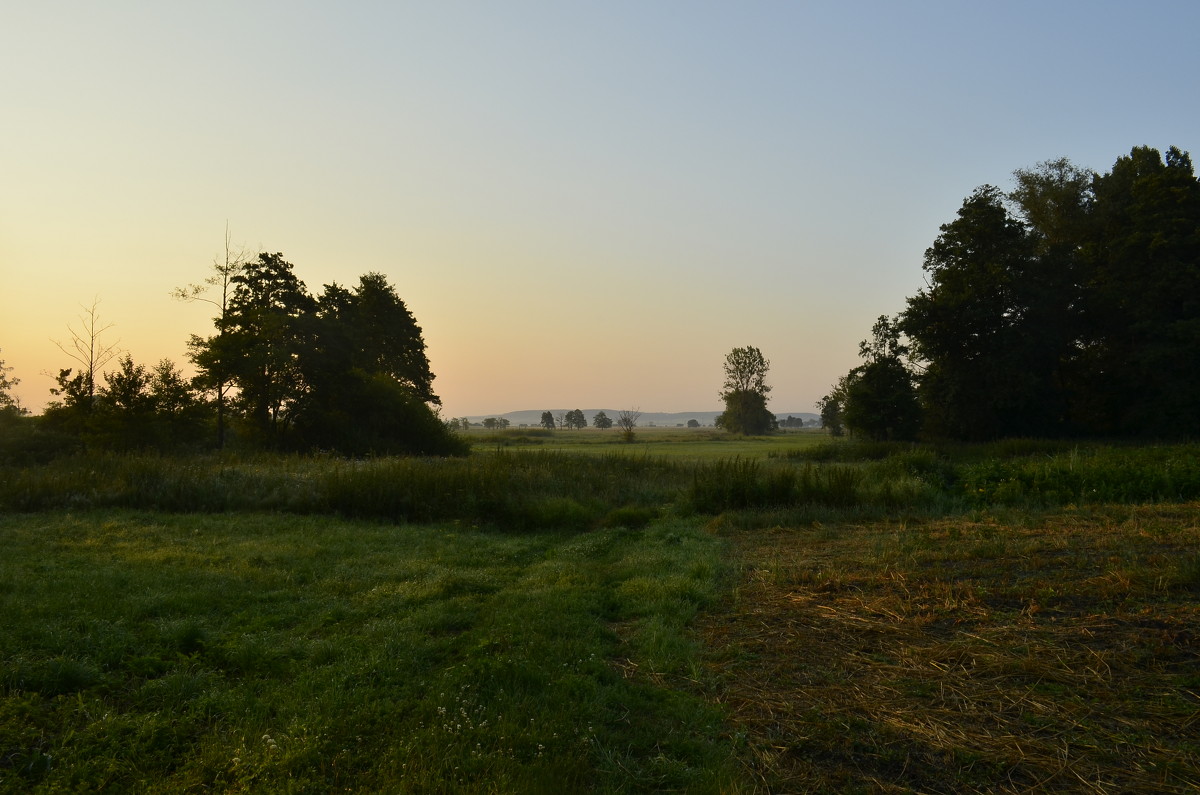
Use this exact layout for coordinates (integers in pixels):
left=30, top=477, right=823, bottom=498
left=901, top=186, right=1055, bottom=439
left=177, top=226, right=248, bottom=448
left=717, top=346, right=776, bottom=435
left=842, top=316, right=921, bottom=441
left=1083, top=146, right=1200, bottom=435
left=287, top=272, right=457, bottom=455
left=197, top=252, right=315, bottom=444
left=816, top=388, right=846, bottom=437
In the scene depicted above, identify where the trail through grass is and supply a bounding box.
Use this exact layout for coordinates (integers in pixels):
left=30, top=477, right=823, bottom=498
left=0, top=511, right=736, bottom=793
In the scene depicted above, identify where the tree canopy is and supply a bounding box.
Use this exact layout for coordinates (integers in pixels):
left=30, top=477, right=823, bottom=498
left=717, top=346, right=776, bottom=435
left=186, top=253, right=459, bottom=455
left=832, top=144, right=1200, bottom=441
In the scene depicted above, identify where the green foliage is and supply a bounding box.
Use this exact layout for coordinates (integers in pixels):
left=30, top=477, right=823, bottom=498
left=717, top=347, right=776, bottom=435
left=902, top=185, right=1050, bottom=439
left=38, top=356, right=210, bottom=455
left=716, top=389, right=777, bottom=436
left=188, top=255, right=448, bottom=455
left=218, top=252, right=316, bottom=442
left=890, top=145, right=1200, bottom=441
left=842, top=358, right=921, bottom=441
left=817, top=388, right=845, bottom=437
left=687, top=458, right=865, bottom=512
left=959, top=445, right=1200, bottom=506
left=290, top=370, right=465, bottom=456
left=841, top=316, right=921, bottom=441
left=592, top=410, right=613, bottom=429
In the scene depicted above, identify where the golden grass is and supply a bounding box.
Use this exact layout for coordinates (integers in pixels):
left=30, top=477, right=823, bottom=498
left=700, top=505, right=1200, bottom=793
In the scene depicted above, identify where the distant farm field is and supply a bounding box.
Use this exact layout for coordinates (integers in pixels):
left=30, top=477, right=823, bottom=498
left=3, top=441, right=1200, bottom=792
left=464, top=426, right=828, bottom=459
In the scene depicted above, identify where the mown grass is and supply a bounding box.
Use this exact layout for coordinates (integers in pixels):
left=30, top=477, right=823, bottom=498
left=0, top=511, right=735, bottom=793
left=702, top=505, right=1200, bottom=792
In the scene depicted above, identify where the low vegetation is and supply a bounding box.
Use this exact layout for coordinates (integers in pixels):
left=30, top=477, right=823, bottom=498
left=704, top=506, right=1200, bottom=792
left=2, top=433, right=1198, bottom=791
left=1, top=512, right=735, bottom=792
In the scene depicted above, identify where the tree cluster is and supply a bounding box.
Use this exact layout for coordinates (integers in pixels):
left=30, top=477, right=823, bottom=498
left=824, top=145, right=1200, bottom=440
left=17, top=251, right=462, bottom=459
left=187, top=254, right=458, bottom=454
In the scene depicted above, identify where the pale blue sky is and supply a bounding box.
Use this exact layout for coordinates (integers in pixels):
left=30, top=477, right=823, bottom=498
left=3, top=2, right=1197, bottom=416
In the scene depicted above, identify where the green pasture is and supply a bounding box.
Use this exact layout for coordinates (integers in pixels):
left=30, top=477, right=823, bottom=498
left=0, top=511, right=735, bottom=793
left=465, top=426, right=827, bottom=459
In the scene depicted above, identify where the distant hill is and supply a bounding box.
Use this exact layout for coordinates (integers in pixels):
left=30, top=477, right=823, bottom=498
left=463, top=409, right=819, bottom=427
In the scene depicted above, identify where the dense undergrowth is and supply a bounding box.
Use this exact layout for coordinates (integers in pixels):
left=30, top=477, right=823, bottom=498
left=4, top=441, right=1200, bottom=526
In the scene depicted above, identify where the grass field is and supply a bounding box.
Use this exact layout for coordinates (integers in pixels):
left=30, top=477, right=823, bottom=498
left=1, top=511, right=735, bottom=792
left=464, top=427, right=827, bottom=460
left=2, top=435, right=1199, bottom=792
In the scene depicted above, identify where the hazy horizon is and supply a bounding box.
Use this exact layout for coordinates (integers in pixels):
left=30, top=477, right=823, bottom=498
left=4, top=2, right=1198, bottom=418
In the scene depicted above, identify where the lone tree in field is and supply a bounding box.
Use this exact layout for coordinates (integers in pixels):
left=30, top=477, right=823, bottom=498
left=592, top=410, right=613, bottom=429
left=716, top=346, right=776, bottom=435
left=616, top=408, right=641, bottom=442
left=540, top=411, right=555, bottom=431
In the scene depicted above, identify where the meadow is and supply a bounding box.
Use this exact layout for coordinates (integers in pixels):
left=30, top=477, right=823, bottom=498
left=2, top=430, right=1198, bottom=792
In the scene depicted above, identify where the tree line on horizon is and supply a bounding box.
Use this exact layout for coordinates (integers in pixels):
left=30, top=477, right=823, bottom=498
left=822, top=144, right=1200, bottom=441
left=3, top=144, right=1196, bottom=457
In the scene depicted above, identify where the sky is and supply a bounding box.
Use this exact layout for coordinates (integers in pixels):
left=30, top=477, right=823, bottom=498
left=3, top=1, right=1198, bottom=418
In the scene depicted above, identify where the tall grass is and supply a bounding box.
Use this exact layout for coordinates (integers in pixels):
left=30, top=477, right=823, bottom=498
left=0, top=452, right=692, bottom=529
left=686, top=458, right=866, bottom=512
left=5, top=442, right=1200, bottom=525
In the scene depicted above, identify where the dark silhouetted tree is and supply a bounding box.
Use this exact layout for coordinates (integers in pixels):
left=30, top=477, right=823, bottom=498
left=717, top=346, right=776, bottom=434
left=177, top=225, right=248, bottom=448
left=842, top=316, right=922, bottom=441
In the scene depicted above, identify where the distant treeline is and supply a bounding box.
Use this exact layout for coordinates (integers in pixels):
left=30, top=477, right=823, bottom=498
left=824, top=145, right=1200, bottom=441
